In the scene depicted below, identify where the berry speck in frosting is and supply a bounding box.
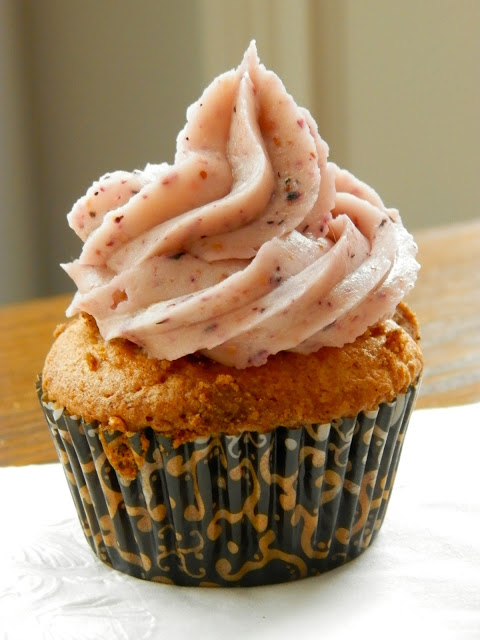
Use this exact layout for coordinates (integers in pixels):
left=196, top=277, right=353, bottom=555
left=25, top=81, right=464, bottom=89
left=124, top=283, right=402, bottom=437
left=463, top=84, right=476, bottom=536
left=111, top=289, right=128, bottom=310
left=286, top=191, right=300, bottom=202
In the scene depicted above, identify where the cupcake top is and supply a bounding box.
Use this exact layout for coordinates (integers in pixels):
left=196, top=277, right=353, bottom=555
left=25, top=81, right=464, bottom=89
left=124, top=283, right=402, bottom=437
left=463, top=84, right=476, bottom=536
left=62, top=42, right=419, bottom=368
left=43, top=303, right=423, bottom=444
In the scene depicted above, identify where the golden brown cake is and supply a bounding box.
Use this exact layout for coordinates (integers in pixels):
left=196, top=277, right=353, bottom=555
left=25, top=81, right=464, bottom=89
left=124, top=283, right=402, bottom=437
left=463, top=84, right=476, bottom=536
left=43, top=302, right=422, bottom=446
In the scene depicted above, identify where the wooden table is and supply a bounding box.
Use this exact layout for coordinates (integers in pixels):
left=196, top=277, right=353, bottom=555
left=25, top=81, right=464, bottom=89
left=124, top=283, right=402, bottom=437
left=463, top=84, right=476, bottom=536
left=1, top=219, right=479, bottom=466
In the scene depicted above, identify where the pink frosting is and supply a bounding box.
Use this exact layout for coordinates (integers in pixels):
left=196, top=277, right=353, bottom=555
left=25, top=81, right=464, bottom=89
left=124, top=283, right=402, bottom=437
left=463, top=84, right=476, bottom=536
left=63, top=43, right=419, bottom=368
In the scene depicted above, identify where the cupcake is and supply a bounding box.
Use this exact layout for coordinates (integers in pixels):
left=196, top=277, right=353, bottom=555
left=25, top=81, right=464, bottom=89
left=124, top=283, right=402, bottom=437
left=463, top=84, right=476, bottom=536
left=38, top=42, right=423, bottom=587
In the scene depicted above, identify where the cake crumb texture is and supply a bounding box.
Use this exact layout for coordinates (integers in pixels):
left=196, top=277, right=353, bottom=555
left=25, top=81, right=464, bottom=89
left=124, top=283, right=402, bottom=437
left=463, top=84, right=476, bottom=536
left=42, top=303, right=423, bottom=445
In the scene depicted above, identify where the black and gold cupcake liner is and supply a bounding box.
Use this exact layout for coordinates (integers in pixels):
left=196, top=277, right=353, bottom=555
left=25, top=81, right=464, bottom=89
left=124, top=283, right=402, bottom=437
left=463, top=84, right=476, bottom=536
left=37, top=380, right=418, bottom=587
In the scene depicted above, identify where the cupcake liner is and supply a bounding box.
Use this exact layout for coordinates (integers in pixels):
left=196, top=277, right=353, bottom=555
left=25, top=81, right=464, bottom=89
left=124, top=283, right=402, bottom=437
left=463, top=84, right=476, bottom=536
left=37, top=379, right=418, bottom=587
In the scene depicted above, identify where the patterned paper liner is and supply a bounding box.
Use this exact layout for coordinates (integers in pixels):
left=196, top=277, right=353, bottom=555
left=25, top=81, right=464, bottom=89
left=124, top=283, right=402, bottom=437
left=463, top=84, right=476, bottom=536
left=37, top=380, right=418, bottom=587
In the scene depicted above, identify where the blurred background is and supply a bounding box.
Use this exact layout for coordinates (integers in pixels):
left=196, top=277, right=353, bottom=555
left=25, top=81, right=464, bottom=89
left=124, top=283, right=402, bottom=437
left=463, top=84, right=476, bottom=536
left=1, top=0, right=479, bottom=304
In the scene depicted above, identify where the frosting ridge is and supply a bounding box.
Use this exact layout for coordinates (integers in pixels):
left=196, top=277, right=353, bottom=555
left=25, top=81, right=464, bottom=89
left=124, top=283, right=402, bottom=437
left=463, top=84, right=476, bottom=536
left=63, top=42, right=419, bottom=368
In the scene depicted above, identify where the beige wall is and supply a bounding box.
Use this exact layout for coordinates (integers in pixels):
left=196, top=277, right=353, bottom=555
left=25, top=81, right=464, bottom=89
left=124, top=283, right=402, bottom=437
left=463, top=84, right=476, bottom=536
left=1, top=0, right=478, bottom=303
left=12, top=0, right=203, bottom=302
left=0, top=0, right=38, bottom=302
left=314, top=0, right=480, bottom=231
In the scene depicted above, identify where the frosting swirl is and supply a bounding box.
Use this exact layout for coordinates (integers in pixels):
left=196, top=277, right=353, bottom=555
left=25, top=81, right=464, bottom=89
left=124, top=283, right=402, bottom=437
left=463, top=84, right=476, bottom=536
left=63, top=43, right=419, bottom=368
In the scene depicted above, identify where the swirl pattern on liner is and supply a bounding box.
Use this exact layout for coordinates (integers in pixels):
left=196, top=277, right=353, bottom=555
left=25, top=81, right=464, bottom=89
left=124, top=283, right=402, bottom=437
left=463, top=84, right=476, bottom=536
left=63, top=42, right=419, bottom=368
left=39, top=385, right=417, bottom=587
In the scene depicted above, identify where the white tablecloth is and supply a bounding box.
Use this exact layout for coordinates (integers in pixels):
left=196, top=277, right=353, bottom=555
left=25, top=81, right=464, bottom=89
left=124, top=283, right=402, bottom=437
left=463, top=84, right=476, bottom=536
left=1, top=403, right=479, bottom=639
